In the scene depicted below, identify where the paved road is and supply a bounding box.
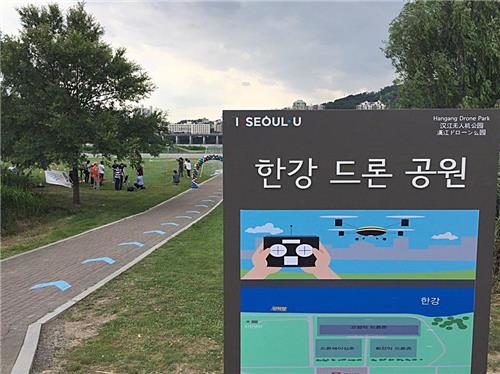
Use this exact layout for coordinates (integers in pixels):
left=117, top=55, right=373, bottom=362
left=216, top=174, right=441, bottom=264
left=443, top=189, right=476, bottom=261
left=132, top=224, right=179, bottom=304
left=0, top=176, right=223, bottom=373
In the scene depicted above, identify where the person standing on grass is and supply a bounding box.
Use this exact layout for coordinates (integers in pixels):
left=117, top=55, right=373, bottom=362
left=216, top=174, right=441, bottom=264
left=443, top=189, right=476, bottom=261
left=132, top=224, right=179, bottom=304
left=185, top=158, right=191, bottom=177
left=119, top=163, right=127, bottom=190
left=114, top=164, right=122, bottom=191
left=98, top=160, right=105, bottom=186
left=172, top=169, right=180, bottom=185
left=79, top=162, right=85, bottom=182
left=90, top=163, right=99, bottom=190
left=83, top=160, right=90, bottom=184
left=111, top=159, right=118, bottom=185
left=177, top=157, right=184, bottom=177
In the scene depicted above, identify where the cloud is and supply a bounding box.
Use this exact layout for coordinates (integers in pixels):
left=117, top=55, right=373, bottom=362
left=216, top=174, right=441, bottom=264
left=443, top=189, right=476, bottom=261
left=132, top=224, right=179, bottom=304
left=432, top=232, right=459, bottom=241
left=245, top=223, right=283, bottom=235
left=1, top=1, right=403, bottom=121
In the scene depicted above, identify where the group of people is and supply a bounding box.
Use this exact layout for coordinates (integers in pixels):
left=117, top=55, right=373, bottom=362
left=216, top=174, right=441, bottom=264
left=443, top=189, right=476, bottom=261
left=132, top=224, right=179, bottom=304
left=172, top=157, right=193, bottom=185
left=80, top=160, right=105, bottom=189
left=78, top=157, right=198, bottom=191
left=79, top=160, right=145, bottom=191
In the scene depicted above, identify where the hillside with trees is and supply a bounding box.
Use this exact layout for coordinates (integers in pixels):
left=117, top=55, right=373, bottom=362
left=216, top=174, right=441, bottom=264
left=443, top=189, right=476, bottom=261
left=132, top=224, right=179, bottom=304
left=322, top=85, right=399, bottom=109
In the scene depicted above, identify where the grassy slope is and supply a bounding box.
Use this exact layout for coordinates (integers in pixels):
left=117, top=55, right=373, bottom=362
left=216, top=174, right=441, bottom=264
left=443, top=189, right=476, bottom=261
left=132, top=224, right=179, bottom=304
left=36, top=206, right=500, bottom=373
left=1, top=158, right=221, bottom=259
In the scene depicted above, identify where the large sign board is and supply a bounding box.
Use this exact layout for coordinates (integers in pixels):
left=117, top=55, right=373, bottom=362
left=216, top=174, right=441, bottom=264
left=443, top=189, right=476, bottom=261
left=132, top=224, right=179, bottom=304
left=224, top=110, right=499, bottom=374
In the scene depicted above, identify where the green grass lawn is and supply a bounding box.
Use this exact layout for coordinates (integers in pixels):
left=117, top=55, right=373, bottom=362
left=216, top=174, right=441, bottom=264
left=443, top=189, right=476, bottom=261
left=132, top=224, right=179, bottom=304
left=33, top=206, right=500, bottom=373
left=39, top=205, right=224, bottom=373
left=1, top=158, right=222, bottom=259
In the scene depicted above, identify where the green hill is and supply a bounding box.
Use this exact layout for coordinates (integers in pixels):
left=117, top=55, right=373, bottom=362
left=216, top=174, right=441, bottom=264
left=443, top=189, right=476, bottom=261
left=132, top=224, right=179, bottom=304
left=323, top=85, right=399, bottom=109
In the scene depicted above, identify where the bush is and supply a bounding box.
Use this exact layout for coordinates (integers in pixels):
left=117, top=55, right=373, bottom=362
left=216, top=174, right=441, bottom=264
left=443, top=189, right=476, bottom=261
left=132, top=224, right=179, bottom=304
left=1, top=170, right=49, bottom=233
left=1, top=169, right=35, bottom=190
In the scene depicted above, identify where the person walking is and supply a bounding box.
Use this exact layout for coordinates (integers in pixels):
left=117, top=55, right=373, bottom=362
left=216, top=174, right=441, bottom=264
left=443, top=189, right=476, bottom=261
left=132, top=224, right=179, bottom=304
left=177, top=157, right=184, bottom=177
left=185, top=158, right=192, bottom=177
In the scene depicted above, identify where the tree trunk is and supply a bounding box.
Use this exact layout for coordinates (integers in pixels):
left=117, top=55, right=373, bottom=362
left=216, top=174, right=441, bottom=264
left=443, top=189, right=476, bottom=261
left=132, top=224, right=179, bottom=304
left=72, top=165, right=80, bottom=204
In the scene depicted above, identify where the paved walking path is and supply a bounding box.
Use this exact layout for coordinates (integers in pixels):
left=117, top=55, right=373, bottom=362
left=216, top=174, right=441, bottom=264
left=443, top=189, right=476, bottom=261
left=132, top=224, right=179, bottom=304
left=0, top=176, right=223, bottom=373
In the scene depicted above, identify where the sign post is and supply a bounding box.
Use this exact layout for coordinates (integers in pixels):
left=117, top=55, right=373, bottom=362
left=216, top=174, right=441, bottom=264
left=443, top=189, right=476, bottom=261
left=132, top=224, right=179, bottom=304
left=224, top=110, right=498, bottom=374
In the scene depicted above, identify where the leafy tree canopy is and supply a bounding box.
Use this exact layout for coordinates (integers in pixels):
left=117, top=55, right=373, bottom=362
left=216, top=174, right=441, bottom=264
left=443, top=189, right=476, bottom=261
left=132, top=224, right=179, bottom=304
left=1, top=3, right=169, bottom=202
left=384, top=1, right=499, bottom=108
left=323, top=85, right=399, bottom=109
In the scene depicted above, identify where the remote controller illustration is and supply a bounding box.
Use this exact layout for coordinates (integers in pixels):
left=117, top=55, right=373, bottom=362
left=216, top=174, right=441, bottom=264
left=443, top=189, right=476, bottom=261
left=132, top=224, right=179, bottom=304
left=264, top=236, right=319, bottom=267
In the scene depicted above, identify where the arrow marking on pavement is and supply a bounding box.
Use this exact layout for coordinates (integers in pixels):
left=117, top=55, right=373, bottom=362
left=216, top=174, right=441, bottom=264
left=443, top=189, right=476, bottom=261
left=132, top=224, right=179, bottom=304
left=161, top=222, right=179, bottom=226
left=186, top=210, right=200, bottom=214
left=31, top=280, right=71, bottom=292
left=144, top=230, right=166, bottom=235
left=208, top=195, right=218, bottom=198
left=201, top=199, right=214, bottom=202
left=195, top=204, right=208, bottom=208
left=82, top=257, right=116, bottom=265
left=118, top=241, right=145, bottom=248
left=175, top=215, right=192, bottom=219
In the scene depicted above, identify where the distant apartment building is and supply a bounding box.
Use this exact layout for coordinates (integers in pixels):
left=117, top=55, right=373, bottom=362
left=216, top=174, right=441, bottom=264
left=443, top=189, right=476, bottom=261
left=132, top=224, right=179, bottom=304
left=168, top=120, right=212, bottom=134
left=168, top=122, right=192, bottom=133
left=292, top=99, right=307, bottom=110
left=191, top=122, right=211, bottom=134
left=136, top=105, right=154, bottom=115
left=308, top=103, right=325, bottom=110
left=356, top=100, right=386, bottom=110
left=289, top=100, right=325, bottom=110
left=214, top=119, right=223, bottom=133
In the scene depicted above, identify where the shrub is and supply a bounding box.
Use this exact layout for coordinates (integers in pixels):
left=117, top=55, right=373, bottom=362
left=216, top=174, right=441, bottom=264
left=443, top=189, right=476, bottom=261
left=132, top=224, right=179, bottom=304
left=1, top=170, right=49, bottom=233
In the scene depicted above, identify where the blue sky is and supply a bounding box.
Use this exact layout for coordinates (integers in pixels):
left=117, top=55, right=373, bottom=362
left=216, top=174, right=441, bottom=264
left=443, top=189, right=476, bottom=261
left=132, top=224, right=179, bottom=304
left=240, top=210, right=479, bottom=251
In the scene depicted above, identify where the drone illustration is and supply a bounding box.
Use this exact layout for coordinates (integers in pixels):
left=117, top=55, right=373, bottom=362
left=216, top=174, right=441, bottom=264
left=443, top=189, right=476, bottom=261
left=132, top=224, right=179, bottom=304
left=320, top=215, right=424, bottom=240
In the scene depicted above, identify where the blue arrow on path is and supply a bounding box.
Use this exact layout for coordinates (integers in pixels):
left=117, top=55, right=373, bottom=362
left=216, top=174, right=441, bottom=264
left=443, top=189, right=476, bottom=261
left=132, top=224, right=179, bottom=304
left=31, top=280, right=71, bottom=292
left=196, top=204, right=208, bottom=208
left=118, top=241, right=144, bottom=248
left=144, top=230, right=166, bottom=235
left=175, top=216, right=192, bottom=219
left=186, top=210, right=200, bottom=214
left=82, top=257, right=115, bottom=265
left=161, top=222, right=179, bottom=226
left=201, top=199, right=214, bottom=203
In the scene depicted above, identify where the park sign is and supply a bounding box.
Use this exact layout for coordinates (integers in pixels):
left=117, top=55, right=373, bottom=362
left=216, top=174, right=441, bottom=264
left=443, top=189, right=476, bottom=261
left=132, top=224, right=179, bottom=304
left=223, top=109, right=499, bottom=374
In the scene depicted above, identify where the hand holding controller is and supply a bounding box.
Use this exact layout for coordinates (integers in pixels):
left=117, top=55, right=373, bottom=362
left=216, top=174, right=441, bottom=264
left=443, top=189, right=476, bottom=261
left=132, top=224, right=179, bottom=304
left=301, top=243, right=340, bottom=279
left=242, top=237, right=341, bottom=280
left=242, top=242, right=281, bottom=279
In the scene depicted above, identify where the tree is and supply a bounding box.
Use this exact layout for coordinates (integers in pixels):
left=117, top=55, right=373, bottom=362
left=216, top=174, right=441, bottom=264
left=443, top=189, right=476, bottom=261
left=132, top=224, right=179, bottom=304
left=384, top=1, right=499, bottom=109
left=1, top=3, right=168, bottom=203
left=384, top=1, right=500, bottom=285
